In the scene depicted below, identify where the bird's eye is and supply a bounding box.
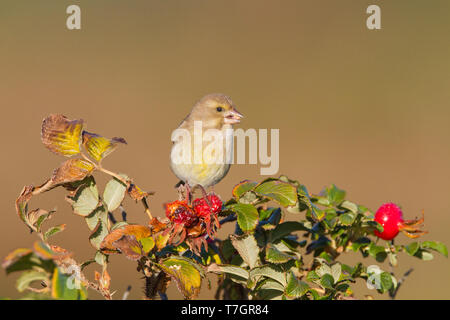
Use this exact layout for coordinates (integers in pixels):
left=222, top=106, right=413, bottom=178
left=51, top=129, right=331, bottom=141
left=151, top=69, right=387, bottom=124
left=216, top=107, right=223, bottom=112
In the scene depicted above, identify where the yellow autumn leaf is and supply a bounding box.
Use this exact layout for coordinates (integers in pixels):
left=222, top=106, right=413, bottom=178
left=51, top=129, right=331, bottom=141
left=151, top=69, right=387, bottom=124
left=41, top=114, right=83, bottom=156
left=82, top=131, right=127, bottom=162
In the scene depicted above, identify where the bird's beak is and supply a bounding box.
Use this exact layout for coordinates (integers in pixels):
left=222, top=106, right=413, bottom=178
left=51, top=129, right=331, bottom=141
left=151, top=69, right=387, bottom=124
left=224, top=107, right=244, bottom=124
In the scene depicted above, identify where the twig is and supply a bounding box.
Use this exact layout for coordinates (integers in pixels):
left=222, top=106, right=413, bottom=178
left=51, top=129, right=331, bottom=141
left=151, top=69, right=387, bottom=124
left=122, top=285, right=132, bottom=300
left=389, top=268, right=414, bottom=299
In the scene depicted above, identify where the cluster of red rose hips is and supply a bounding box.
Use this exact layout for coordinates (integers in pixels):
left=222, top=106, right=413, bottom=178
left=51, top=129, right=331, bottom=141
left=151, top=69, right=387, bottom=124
left=373, top=202, right=427, bottom=240
left=164, top=193, right=222, bottom=228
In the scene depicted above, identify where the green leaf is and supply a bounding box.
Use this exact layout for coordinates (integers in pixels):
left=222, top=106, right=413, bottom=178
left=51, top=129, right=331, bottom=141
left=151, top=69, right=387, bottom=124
left=254, top=180, right=297, bottom=207
left=250, top=265, right=286, bottom=286
left=285, top=272, right=309, bottom=298
left=330, top=263, right=342, bottom=283
left=414, top=249, right=434, bottom=261
left=52, top=268, right=87, bottom=300
left=421, top=241, right=448, bottom=257
left=340, top=200, right=358, bottom=214
left=85, top=205, right=108, bottom=231
left=16, top=270, right=48, bottom=292
left=339, top=213, right=356, bottom=226
left=207, top=264, right=249, bottom=285
left=232, top=180, right=257, bottom=199
left=68, top=177, right=99, bottom=216
left=405, top=242, right=420, bottom=256
left=323, top=184, right=346, bottom=206
left=368, top=243, right=388, bottom=262
left=94, top=251, right=108, bottom=267
left=103, top=176, right=127, bottom=212
left=44, top=224, right=66, bottom=241
left=320, top=273, right=334, bottom=289
left=89, top=219, right=109, bottom=250
left=265, top=244, right=295, bottom=264
left=158, top=257, right=203, bottom=299
left=230, top=234, right=259, bottom=269
left=271, top=221, right=309, bottom=242
left=257, top=279, right=285, bottom=300
left=229, top=203, right=259, bottom=232
left=379, top=272, right=393, bottom=293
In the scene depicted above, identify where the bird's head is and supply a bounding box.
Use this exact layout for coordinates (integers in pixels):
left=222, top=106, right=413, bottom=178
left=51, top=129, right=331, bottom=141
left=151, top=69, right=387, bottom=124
left=191, top=93, right=243, bottom=128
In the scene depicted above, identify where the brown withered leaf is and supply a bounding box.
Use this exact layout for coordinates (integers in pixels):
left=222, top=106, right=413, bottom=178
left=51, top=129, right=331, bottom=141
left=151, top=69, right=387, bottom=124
left=51, top=158, right=96, bottom=186
left=41, top=114, right=84, bottom=156
left=100, top=224, right=152, bottom=253
left=112, top=235, right=144, bottom=260
left=95, top=269, right=111, bottom=291
left=149, top=217, right=169, bottom=233
left=27, top=209, right=56, bottom=233
left=127, top=184, right=153, bottom=202
left=82, top=131, right=127, bottom=162
left=15, top=185, right=34, bottom=223
left=32, top=159, right=96, bottom=195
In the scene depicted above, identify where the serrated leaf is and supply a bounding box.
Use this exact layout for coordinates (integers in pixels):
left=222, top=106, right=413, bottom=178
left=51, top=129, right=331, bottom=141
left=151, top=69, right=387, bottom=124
left=320, top=273, right=334, bottom=289
left=285, top=272, right=309, bottom=298
left=16, top=270, right=48, bottom=292
left=258, top=279, right=285, bottom=292
left=368, top=243, right=388, bottom=262
left=207, top=264, right=249, bottom=284
left=100, top=224, right=151, bottom=253
left=112, top=235, right=144, bottom=260
left=331, top=263, right=342, bottom=283
left=421, top=241, right=448, bottom=257
left=230, top=234, right=259, bottom=269
left=229, top=203, right=259, bottom=232
left=250, top=265, right=286, bottom=286
left=339, top=212, right=356, bottom=226
left=51, top=159, right=96, bottom=187
left=103, top=177, right=127, bottom=212
left=415, top=249, right=434, bottom=261
left=254, top=180, right=297, bottom=207
left=41, top=114, right=83, bottom=156
left=44, top=224, right=66, bottom=241
left=94, top=251, right=108, bottom=266
left=82, top=131, right=126, bottom=162
left=232, top=180, right=257, bottom=199
left=26, top=209, right=55, bottom=233
left=85, top=205, right=108, bottom=231
left=265, top=244, right=295, bottom=264
left=89, top=219, right=109, bottom=250
left=67, top=177, right=99, bottom=216
left=379, top=272, right=393, bottom=293
left=340, top=200, right=359, bottom=214
left=322, top=184, right=346, bottom=205
left=158, top=257, right=203, bottom=300
left=405, top=242, right=420, bottom=256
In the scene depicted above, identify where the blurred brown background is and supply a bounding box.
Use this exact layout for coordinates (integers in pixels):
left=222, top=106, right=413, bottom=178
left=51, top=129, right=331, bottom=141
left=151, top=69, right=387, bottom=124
left=1, top=0, right=449, bottom=299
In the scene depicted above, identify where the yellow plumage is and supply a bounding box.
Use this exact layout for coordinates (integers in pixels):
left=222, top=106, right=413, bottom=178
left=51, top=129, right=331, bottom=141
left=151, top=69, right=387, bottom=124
left=170, top=93, right=243, bottom=189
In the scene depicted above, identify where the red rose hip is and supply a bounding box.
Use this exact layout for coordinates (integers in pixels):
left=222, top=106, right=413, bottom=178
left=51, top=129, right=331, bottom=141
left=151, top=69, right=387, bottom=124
left=374, top=203, right=404, bottom=240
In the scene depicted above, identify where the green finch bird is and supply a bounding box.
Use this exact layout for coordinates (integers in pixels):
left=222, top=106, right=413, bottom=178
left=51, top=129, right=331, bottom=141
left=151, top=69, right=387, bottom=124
left=170, top=93, right=243, bottom=197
